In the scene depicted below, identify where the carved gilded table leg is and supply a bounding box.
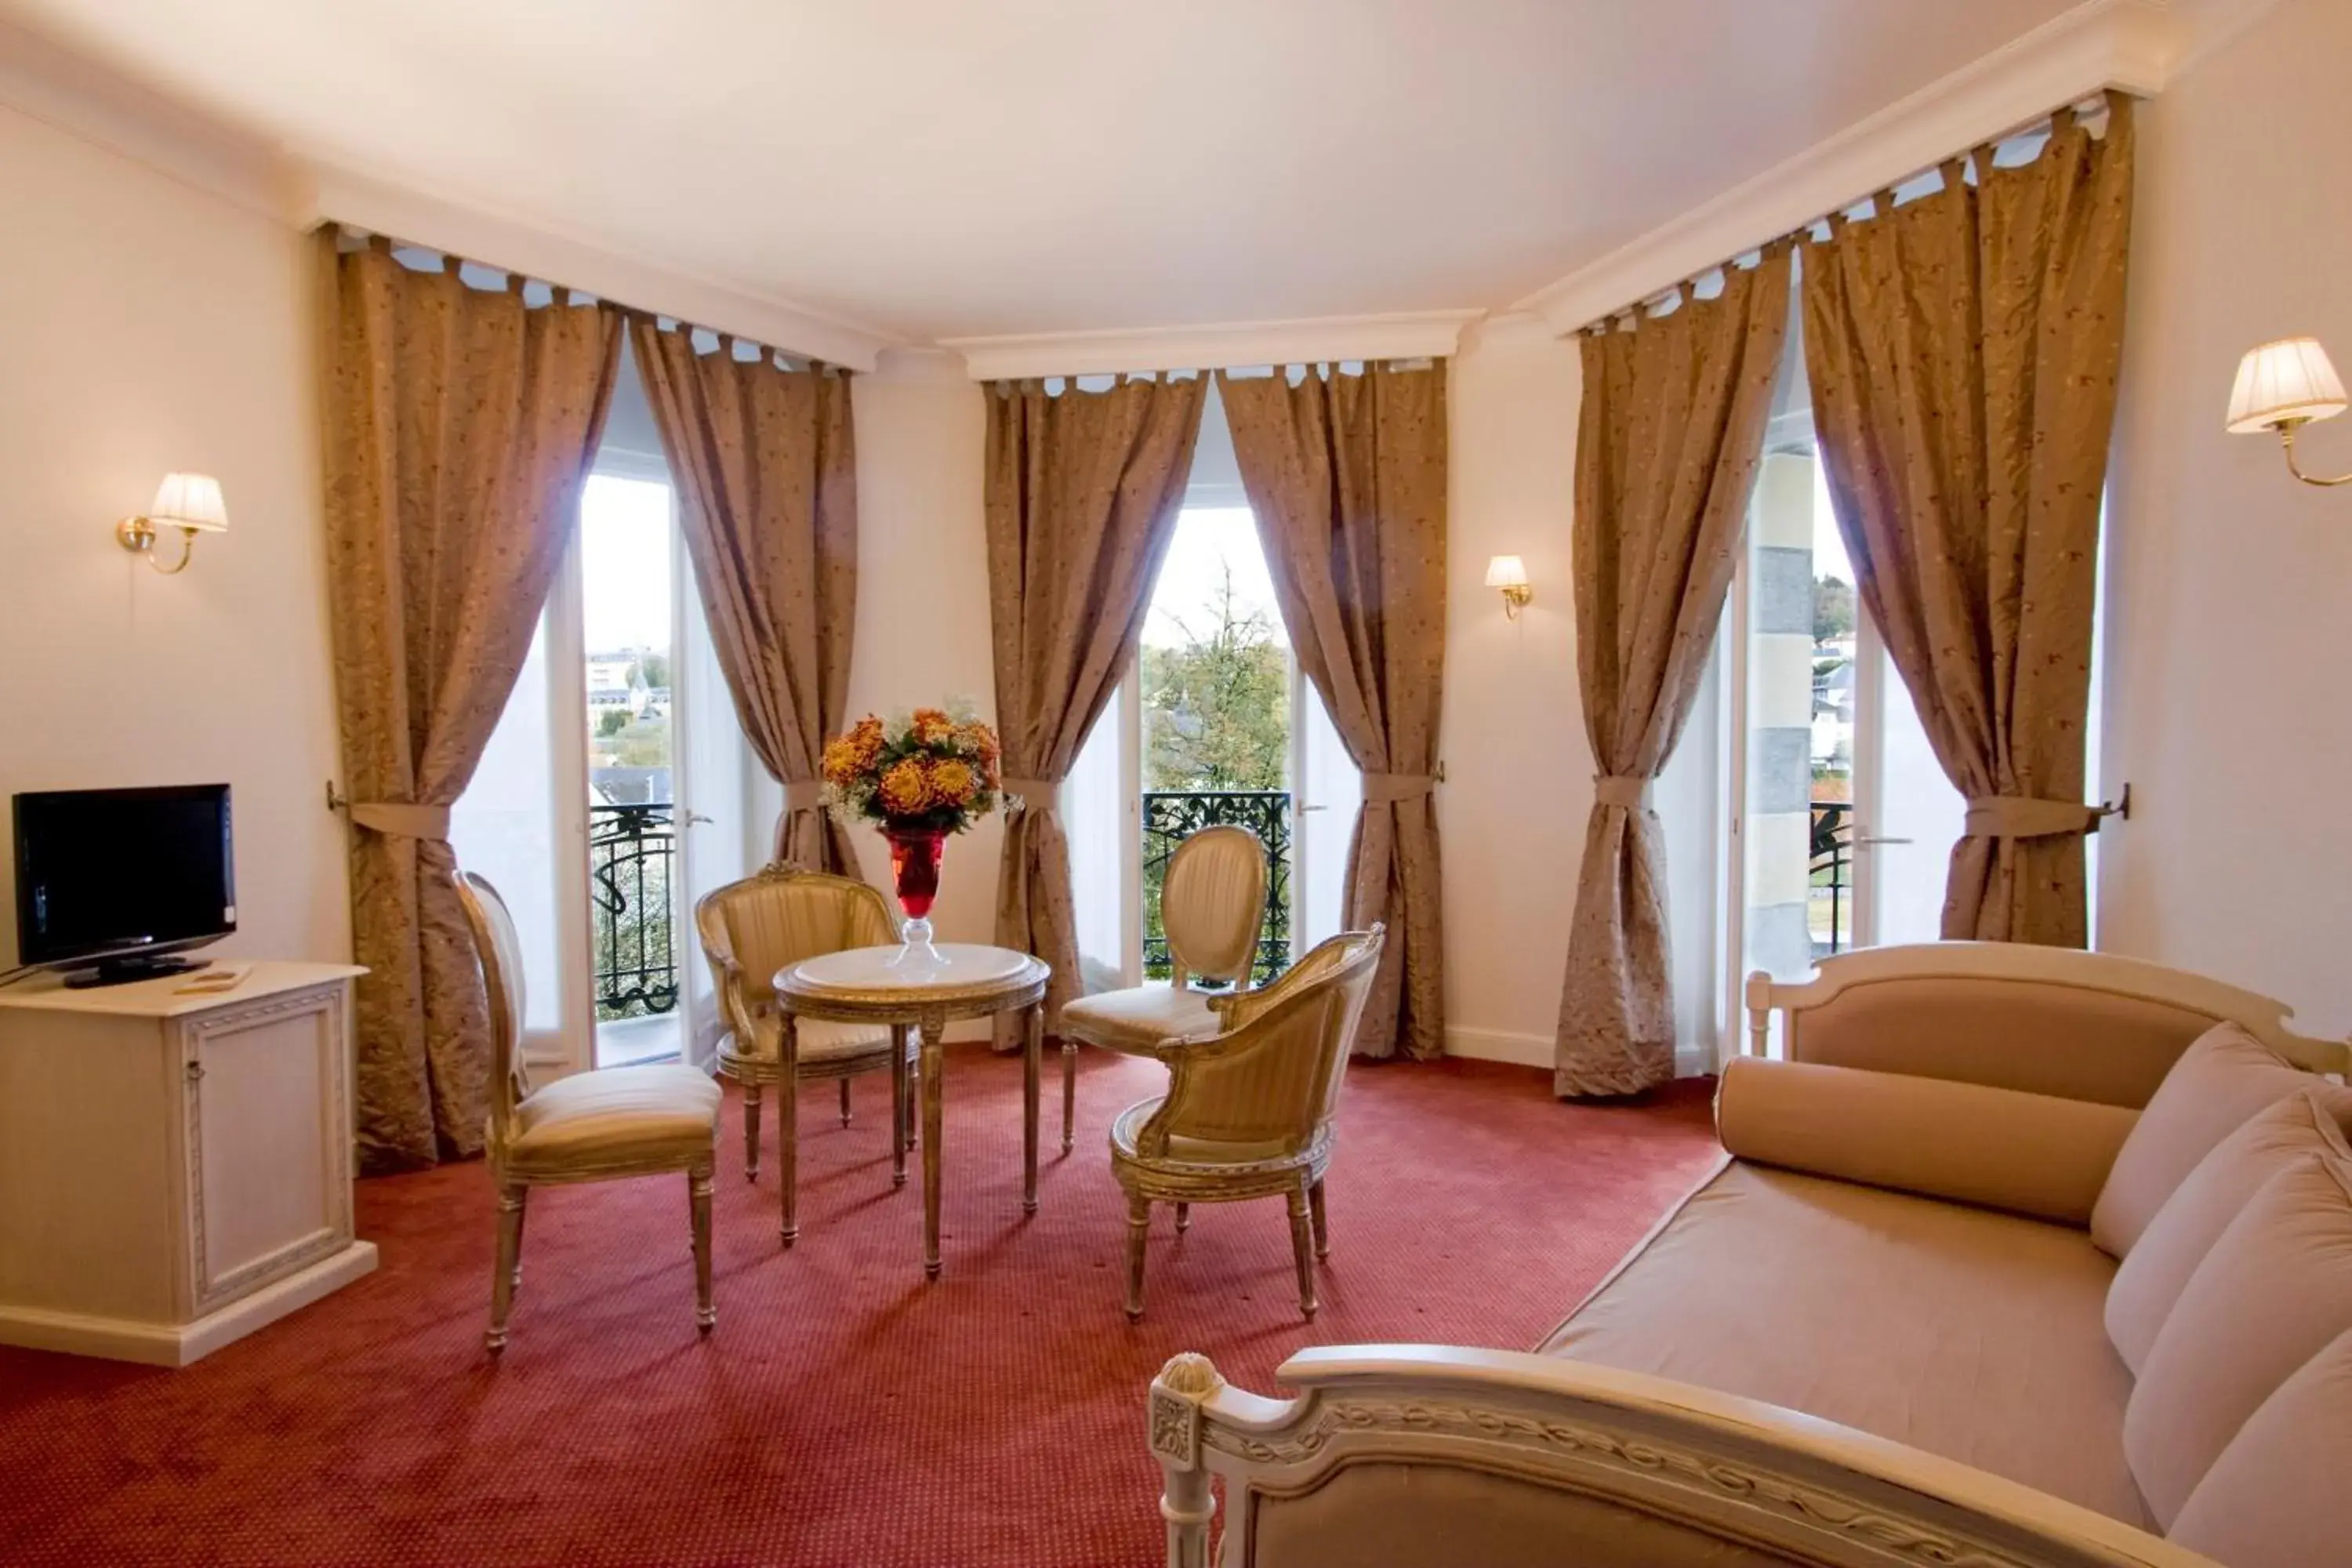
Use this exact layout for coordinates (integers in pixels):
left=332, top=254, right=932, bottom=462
left=920, top=1012, right=946, bottom=1280
left=779, top=1018, right=800, bottom=1247
left=1061, top=1038, right=1077, bottom=1156
left=890, top=1022, right=909, bottom=1189
left=1023, top=1003, right=1041, bottom=1214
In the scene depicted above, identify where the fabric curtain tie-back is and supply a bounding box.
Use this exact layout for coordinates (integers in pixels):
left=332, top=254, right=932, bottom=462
left=348, top=802, right=452, bottom=840
left=1001, top=779, right=1057, bottom=811
left=1592, top=775, right=1650, bottom=811
left=1964, top=796, right=2104, bottom=840
left=782, top=779, right=825, bottom=811
left=1360, top=772, right=1436, bottom=804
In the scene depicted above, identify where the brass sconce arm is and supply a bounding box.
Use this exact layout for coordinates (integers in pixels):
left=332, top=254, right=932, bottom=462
left=2280, top=421, right=2352, bottom=488
left=115, top=515, right=203, bottom=574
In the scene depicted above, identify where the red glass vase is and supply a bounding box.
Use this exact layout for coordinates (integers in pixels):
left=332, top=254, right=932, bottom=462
left=882, top=826, right=947, bottom=945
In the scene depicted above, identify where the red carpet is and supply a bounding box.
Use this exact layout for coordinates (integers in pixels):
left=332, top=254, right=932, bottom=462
left=0, top=1047, right=1718, bottom=1567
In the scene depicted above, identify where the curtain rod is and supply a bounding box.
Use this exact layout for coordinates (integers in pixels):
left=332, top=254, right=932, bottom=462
left=1578, top=89, right=2122, bottom=335
left=325, top=222, right=842, bottom=373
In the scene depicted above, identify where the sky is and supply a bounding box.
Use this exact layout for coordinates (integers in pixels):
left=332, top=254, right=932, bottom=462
left=1145, top=506, right=1287, bottom=648
left=581, top=474, right=673, bottom=654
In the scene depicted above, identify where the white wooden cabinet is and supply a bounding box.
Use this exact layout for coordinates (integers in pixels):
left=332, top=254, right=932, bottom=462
left=0, top=962, right=378, bottom=1365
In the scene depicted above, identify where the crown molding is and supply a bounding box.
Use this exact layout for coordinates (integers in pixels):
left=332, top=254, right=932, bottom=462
left=941, top=309, right=1486, bottom=381
left=1514, top=0, right=2190, bottom=335
left=297, top=164, right=896, bottom=371
left=0, top=16, right=299, bottom=220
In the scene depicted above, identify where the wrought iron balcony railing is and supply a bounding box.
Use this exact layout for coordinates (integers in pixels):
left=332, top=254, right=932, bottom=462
left=590, top=802, right=678, bottom=1021
left=1809, top=799, right=1853, bottom=960
left=1142, top=789, right=1293, bottom=988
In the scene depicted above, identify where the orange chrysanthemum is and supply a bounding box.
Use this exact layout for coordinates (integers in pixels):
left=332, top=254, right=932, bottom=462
left=928, top=758, right=977, bottom=808
left=877, top=759, right=931, bottom=816
left=910, top=707, right=956, bottom=745
left=821, top=737, right=861, bottom=786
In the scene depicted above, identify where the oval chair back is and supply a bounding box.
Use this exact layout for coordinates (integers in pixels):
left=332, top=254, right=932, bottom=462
left=452, top=869, right=532, bottom=1154
left=1161, top=825, right=1269, bottom=990
left=693, top=864, right=898, bottom=1044
left=1147, top=926, right=1385, bottom=1157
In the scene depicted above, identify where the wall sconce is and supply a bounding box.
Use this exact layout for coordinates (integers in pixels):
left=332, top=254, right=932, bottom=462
left=1485, top=555, right=1534, bottom=619
left=2227, top=338, right=2350, bottom=488
left=117, top=473, right=230, bottom=574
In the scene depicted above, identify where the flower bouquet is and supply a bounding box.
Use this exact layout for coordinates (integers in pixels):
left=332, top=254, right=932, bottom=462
left=821, top=703, right=1003, bottom=950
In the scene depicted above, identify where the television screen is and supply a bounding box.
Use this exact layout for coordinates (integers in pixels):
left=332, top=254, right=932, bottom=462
left=12, top=784, right=236, bottom=969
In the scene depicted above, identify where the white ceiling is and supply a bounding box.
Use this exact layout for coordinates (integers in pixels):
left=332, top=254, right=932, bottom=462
left=5, top=0, right=2092, bottom=344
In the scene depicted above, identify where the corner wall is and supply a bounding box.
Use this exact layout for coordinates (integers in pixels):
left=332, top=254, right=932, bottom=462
left=2098, top=0, right=2352, bottom=1033
left=0, top=103, right=349, bottom=966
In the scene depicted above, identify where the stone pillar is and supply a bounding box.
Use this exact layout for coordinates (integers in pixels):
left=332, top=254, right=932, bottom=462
left=1745, top=452, right=1816, bottom=978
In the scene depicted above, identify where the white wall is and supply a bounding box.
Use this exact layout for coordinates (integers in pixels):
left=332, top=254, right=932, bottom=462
left=1439, top=316, right=1593, bottom=1065
left=2098, top=0, right=2352, bottom=1034
left=841, top=353, right=1002, bottom=954
left=0, top=103, right=348, bottom=967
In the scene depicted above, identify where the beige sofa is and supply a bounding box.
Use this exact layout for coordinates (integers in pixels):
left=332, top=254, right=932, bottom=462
left=1147, top=943, right=2352, bottom=1568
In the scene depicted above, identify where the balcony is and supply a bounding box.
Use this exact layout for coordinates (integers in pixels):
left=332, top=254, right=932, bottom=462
left=1142, top=789, right=1292, bottom=987
left=590, top=802, right=679, bottom=1022
left=1809, top=800, right=1853, bottom=959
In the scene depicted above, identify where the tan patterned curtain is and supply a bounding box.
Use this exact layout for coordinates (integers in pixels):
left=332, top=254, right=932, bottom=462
left=1217, top=363, right=1449, bottom=1062
left=986, top=376, right=1206, bottom=1045
left=1556, top=245, right=1792, bottom=1098
left=630, top=320, right=859, bottom=873
left=1804, top=96, right=2133, bottom=946
left=319, top=231, right=622, bottom=1171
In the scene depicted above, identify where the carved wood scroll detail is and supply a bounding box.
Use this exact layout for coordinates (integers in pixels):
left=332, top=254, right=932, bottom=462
left=1207, top=1396, right=2031, bottom=1568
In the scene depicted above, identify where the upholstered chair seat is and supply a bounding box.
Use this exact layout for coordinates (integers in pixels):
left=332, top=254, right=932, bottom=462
left=454, top=869, right=720, bottom=1354
left=736, top=1011, right=894, bottom=1065
left=1060, top=987, right=1222, bottom=1056
left=504, top=1067, right=723, bottom=1177
left=1057, top=826, right=1269, bottom=1152
left=696, top=863, right=915, bottom=1246
left=1109, top=926, right=1384, bottom=1322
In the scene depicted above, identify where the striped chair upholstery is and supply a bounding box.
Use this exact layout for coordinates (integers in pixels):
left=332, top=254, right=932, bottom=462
left=1108, top=926, right=1385, bottom=1321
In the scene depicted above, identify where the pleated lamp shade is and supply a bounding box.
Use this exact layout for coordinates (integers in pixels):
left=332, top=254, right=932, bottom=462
left=2226, top=338, right=2347, bottom=434
left=149, top=472, right=230, bottom=533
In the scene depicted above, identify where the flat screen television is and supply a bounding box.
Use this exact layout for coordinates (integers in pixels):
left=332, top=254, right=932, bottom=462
left=12, top=784, right=236, bottom=987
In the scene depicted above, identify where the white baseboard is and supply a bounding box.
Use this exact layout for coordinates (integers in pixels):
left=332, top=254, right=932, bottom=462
left=0, top=1240, right=378, bottom=1367
left=1445, top=1026, right=1554, bottom=1068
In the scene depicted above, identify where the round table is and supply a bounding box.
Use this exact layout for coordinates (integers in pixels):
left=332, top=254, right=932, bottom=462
left=775, top=942, right=1051, bottom=1279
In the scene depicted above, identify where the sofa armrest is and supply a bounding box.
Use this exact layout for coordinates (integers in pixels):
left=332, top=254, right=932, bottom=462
left=1716, top=1056, right=2138, bottom=1225
left=1150, top=1346, right=2218, bottom=1568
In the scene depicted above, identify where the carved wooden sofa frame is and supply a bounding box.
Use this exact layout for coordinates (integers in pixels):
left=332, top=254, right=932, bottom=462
left=1149, top=942, right=2349, bottom=1568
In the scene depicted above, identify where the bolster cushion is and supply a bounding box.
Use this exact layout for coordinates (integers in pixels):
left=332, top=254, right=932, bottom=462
left=1715, top=1056, right=2139, bottom=1225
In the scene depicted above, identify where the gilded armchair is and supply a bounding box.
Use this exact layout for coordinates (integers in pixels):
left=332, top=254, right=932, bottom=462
left=454, top=869, right=722, bottom=1354
left=1059, top=825, right=1269, bottom=1152
left=694, top=863, right=912, bottom=1247
left=1110, top=925, right=1384, bottom=1321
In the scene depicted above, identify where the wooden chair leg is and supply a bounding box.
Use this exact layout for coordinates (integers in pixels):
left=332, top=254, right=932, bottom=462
left=690, top=1167, right=716, bottom=1336
left=1174, top=1201, right=1191, bottom=1233
left=891, top=1040, right=909, bottom=1190
left=1308, top=1178, right=1329, bottom=1260
left=487, top=1185, right=524, bottom=1354
left=510, top=1186, right=529, bottom=1291
left=897, top=1027, right=916, bottom=1151
left=742, top=1082, right=763, bottom=1182
left=779, top=1062, right=800, bottom=1248
left=1061, top=1040, right=1078, bottom=1156
left=1287, top=1182, right=1319, bottom=1320
left=838, top=1076, right=852, bottom=1128
left=1124, top=1192, right=1152, bottom=1320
